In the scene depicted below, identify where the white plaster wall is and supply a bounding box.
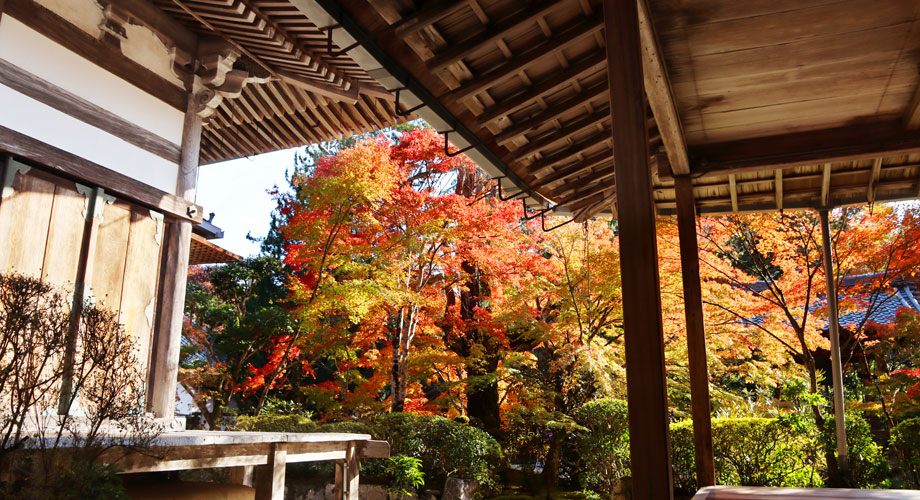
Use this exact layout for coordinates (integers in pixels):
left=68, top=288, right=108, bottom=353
left=0, top=16, right=184, bottom=145
left=0, top=83, right=179, bottom=194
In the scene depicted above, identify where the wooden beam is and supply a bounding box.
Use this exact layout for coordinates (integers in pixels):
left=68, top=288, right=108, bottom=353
left=426, top=0, right=564, bottom=73
left=728, top=174, right=738, bottom=213
left=478, top=50, right=607, bottom=124
left=604, top=0, right=673, bottom=497
left=774, top=169, right=783, bottom=211
left=392, top=0, right=470, bottom=39
left=819, top=209, right=850, bottom=476
left=552, top=175, right=617, bottom=208
left=822, top=163, right=832, bottom=207
left=637, top=0, right=689, bottom=175
left=689, top=121, right=920, bottom=178
left=5, top=0, right=186, bottom=111
left=150, top=90, right=201, bottom=419
left=0, top=59, right=181, bottom=163
left=493, top=81, right=609, bottom=144
left=868, top=158, right=882, bottom=203
left=278, top=71, right=359, bottom=103
left=674, top=173, right=716, bottom=488
left=0, top=125, right=200, bottom=222
left=513, top=107, right=610, bottom=159
left=446, top=15, right=604, bottom=102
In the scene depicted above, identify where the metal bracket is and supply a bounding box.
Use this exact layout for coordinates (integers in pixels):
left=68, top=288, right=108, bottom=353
left=394, top=88, right=426, bottom=117
left=522, top=199, right=552, bottom=221
left=494, top=176, right=527, bottom=201
left=541, top=209, right=575, bottom=232
left=150, top=210, right=165, bottom=246
left=443, top=130, right=475, bottom=157
left=1, top=158, right=31, bottom=199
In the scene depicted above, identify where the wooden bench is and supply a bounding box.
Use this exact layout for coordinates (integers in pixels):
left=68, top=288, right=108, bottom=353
left=101, top=431, right=389, bottom=500
left=693, top=486, right=920, bottom=499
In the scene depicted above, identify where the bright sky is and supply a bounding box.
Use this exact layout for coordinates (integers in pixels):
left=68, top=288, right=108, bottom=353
left=195, top=147, right=302, bottom=258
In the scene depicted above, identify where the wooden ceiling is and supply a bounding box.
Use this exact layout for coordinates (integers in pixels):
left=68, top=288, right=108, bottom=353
left=144, top=0, right=920, bottom=218
left=315, top=0, right=920, bottom=219
left=151, top=0, right=410, bottom=164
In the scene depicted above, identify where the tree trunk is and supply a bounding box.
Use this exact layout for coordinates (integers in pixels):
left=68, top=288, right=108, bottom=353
left=465, top=352, right=502, bottom=435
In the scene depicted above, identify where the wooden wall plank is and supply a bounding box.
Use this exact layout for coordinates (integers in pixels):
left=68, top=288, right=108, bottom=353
left=119, top=209, right=164, bottom=381
left=0, top=168, right=55, bottom=277
left=41, top=181, right=89, bottom=292
left=88, top=200, right=132, bottom=312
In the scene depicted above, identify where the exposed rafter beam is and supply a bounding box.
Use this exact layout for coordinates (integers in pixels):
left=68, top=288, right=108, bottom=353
left=426, top=0, right=564, bottom=73
left=637, top=0, right=689, bottom=175
left=531, top=150, right=614, bottom=189
left=512, top=107, right=610, bottom=159
left=391, top=0, right=470, bottom=39
left=446, top=15, right=604, bottom=102
left=477, top=50, right=607, bottom=124
left=493, top=81, right=608, bottom=144
left=688, top=121, right=920, bottom=178
left=524, top=130, right=610, bottom=175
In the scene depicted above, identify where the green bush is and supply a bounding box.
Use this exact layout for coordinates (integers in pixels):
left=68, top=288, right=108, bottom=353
left=234, top=414, right=318, bottom=433
left=820, top=412, right=889, bottom=488
left=670, top=417, right=821, bottom=492
left=891, top=418, right=920, bottom=488
left=371, top=413, right=502, bottom=495
left=385, top=455, right=425, bottom=497
left=572, top=399, right=630, bottom=494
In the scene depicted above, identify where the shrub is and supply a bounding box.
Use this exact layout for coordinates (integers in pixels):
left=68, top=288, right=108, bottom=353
left=572, top=399, right=630, bottom=494
left=371, top=413, right=502, bottom=495
left=670, top=417, right=821, bottom=492
left=385, top=455, right=425, bottom=497
left=820, top=412, right=889, bottom=488
left=891, top=417, right=920, bottom=488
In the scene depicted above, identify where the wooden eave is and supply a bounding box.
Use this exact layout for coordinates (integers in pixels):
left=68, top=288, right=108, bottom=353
left=189, top=233, right=242, bottom=265
left=283, top=0, right=920, bottom=218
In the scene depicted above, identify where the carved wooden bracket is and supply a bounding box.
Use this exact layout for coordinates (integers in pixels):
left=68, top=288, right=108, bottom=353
left=190, top=38, right=271, bottom=118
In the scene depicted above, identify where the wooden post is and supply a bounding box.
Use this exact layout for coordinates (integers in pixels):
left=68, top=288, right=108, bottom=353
left=603, top=0, right=673, bottom=498
left=149, top=88, right=201, bottom=418
left=229, top=465, right=254, bottom=487
left=819, top=208, right=849, bottom=473
left=254, top=442, right=287, bottom=500
left=334, top=461, right=345, bottom=500
left=674, top=174, right=715, bottom=487
left=346, top=441, right=359, bottom=500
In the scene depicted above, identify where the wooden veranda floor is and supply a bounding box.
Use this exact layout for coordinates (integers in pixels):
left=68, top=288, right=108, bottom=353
left=693, top=486, right=920, bottom=499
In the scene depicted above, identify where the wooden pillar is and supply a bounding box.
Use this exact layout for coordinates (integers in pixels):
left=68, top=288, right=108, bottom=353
left=819, top=208, right=849, bottom=473
left=674, top=174, right=715, bottom=487
left=149, top=88, right=201, bottom=418
left=603, top=0, right=673, bottom=498
left=229, top=465, right=254, bottom=487
left=333, top=443, right=360, bottom=500
left=254, top=442, right=287, bottom=500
